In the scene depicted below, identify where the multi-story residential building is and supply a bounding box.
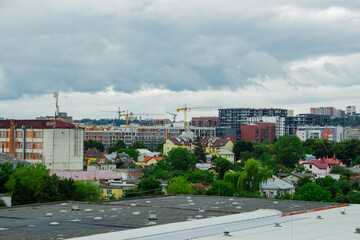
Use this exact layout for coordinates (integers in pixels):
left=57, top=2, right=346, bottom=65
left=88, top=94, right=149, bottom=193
left=241, top=122, right=276, bottom=144
left=296, top=126, right=344, bottom=142
left=285, top=114, right=332, bottom=135
left=163, top=137, right=234, bottom=156
left=215, top=128, right=237, bottom=142
left=191, top=117, right=219, bottom=128
left=245, top=116, right=285, bottom=137
left=344, top=126, right=360, bottom=140
left=83, top=124, right=216, bottom=151
left=310, top=107, right=345, bottom=118
left=346, top=106, right=356, bottom=116
left=218, top=108, right=288, bottom=140
left=0, top=119, right=83, bottom=170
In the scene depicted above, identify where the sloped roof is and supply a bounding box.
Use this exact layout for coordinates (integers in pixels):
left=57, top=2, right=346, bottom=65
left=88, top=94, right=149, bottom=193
left=103, top=153, right=117, bottom=162
left=301, top=158, right=343, bottom=170
left=261, top=176, right=295, bottom=190
left=0, top=119, right=79, bottom=129
left=137, top=149, right=152, bottom=154
left=84, top=148, right=102, bottom=158
left=216, top=149, right=234, bottom=155
left=0, top=153, right=29, bottom=165
left=51, top=170, right=121, bottom=181
left=143, top=156, right=163, bottom=163
left=279, top=173, right=316, bottom=179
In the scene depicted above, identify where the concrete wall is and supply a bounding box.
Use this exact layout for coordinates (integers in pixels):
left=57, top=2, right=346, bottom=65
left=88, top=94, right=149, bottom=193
left=43, top=128, right=83, bottom=170
left=0, top=195, right=11, bottom=207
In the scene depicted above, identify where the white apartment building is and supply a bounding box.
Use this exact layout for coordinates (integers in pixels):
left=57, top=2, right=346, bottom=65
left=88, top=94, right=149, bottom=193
left=296, top=125, right=344, bottom=142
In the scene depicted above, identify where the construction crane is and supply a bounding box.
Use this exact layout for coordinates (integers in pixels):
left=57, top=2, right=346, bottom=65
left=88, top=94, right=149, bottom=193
left=176, top=104, right=222, bottom=128
left=101, top=107, right=122, bottom=126
left=119, top=111, right=164, bottom=127
left=166, top=112, right=177, bottom=123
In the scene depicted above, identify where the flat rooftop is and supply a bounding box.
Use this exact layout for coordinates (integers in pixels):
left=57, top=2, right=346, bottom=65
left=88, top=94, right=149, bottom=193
left=0, top=195, right=342, bottom=240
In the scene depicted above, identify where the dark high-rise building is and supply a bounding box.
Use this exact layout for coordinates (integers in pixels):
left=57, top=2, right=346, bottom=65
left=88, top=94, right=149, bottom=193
left=285, top=114, right=332, bottom=135
left=218, top=108, right=288, bottom=140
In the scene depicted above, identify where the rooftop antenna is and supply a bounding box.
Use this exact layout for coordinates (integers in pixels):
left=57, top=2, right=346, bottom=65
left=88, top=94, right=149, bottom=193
left=53, top=91, right=59, bottom=118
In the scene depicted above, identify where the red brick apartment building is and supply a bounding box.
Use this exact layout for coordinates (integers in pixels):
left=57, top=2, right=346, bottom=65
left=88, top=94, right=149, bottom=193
left=241, top=122, right=276, bottom=144
left=191, top=117, right=219, bottom=127
left=0, top=119, right=83, bottom=170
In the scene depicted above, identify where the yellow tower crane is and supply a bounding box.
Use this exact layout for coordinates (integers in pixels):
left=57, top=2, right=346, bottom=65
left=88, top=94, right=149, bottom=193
left=119, top=110, right=164, bottom=127
left=176, top=104, right=222, bottom=128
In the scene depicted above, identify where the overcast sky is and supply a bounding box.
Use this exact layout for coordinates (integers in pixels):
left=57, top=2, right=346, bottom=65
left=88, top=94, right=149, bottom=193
left=1, top=0, right=360, bottom=120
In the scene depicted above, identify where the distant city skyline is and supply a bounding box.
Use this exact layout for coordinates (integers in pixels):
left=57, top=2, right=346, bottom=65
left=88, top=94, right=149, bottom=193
left=1, top=1, right=360, bottom=119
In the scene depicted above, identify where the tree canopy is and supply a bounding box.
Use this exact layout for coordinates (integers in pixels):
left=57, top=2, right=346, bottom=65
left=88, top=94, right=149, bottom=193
left=213, top=158, right=232, bottom=180
left=273, top=135, right=306, bottom=168
left=237, top=159, right=272, bottom=194
left=193, top=137, right=207, bottom=163
left=165, top=148, right=197, bottom=172
left=167, top=176, right=195, bottom=195
left=84, top=139, right=105, bottom=152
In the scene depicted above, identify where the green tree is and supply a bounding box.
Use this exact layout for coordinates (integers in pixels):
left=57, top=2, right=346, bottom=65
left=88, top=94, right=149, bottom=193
left=273, top=135, right=306, bottom=168
left=237, top=158, right=272, bottom=194
left=35, top=174, right=76, bottom=203
left=352, top=156, right=360, bottom=167
left=213, top=158, right=232, bottom=180
left=207, top=180, right=236, bottom=196
left=294, top=176, right=313, bottom=188
left=167, top=176, right=195, bottom=194
left=130, top=141, right=147, bottom=149
left=295, top=182, right=332, bottom=202
left=155, top=142, right=165, bottom=154
left=303, top=139, right=333, bottom=159
left=6, top=164, right=49, bottom=200
left=253, top=143, right=272, bottom=158
left=137, top=178, right=163, bottom=195
left=84, top=139, right=105, bottom=152
left=193, top=137, right=207, bottom=163
left=240, top=151, right=253, bottom=161
left=332, top=139, right=360, bottom=166
left=165, top=148, right=197, bottom=172
left=144, top=159, right=172, bottom=180
left=117, top=148, right=140, bottom=161
left=73, top=181, right=102, bottom=202
left=184, top=170, right=214, bottom=185
left=11, top=177, right=35, bottom=205
left=295, top=165, right=306, bottom=173
left=348, top=192, right=360, bottom=203
left=233, top=140, right=254, bottom=160
left=0, top=199, right=6, bottom=207
left=0, top=163, right=14, bottom=193
left=224, top=171, right=241, bottom=190
left=107, top=139, right=127, bottom=153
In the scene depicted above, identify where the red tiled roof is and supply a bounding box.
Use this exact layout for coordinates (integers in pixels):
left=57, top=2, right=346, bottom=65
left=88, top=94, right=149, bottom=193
left=144, top=156, right=163, bottom=163
left=0, top=119, right=79, bottom=129
left=301, top=158, right=343, bottom=169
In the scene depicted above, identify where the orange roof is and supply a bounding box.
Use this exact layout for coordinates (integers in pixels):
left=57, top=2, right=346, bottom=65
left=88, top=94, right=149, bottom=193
left=143, top=156, right=163, bottom=163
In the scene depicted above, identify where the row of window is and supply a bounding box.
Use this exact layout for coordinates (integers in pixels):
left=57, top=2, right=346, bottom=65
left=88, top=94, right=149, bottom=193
left=0, top=131, right=43, bottom=138
left=15, top=152, right=43, bottom=160
left=16, top=142, right=41, bottom=149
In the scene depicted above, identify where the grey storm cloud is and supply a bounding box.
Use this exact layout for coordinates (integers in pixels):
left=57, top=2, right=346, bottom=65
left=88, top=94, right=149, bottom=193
left=1, top=0, right=360, bottom=100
